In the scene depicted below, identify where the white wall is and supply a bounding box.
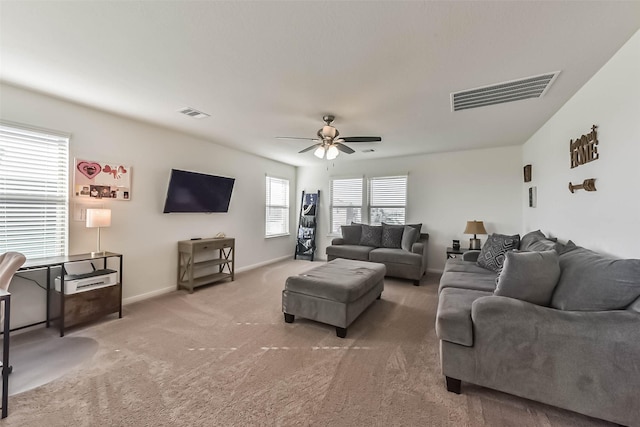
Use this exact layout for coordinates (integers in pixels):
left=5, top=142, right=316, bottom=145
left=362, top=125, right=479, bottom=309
left=522, top=30, right=640, bottom=259
left=297, top=146, right=523, bottom=273
left=1, top=83, right=296, bottom=328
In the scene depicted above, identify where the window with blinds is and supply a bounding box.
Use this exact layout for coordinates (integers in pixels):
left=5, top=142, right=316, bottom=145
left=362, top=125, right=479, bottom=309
left=330, top=177, right=363, bottom=234
left=369, top=175, right=407, bottom=225
left=0, top=122, right=69, bottom=258
left=265, top=176, right=289, bottom=237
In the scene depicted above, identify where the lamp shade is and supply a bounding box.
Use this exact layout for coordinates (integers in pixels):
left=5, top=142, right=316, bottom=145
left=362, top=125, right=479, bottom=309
left=86, top=208, right=111, bottom=228
left=326, top=145, right=339, bottom=160
left=464, top=220, right=486, bottom=235
left=314, top=146, right=326, bottom=159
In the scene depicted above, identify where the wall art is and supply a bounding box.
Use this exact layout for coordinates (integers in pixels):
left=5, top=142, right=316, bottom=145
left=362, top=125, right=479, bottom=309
left=74, top=158, right=132, bottom=200
left=570, top=125, right=599, bottom=168
left=523, top=164, right=532, bottom=182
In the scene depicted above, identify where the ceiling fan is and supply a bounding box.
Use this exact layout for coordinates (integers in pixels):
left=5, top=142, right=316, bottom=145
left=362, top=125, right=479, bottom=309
left=277, top=115, right=382, bottom=159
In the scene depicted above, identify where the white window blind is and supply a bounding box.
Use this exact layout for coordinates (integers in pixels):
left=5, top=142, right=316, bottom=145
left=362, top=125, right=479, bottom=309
left=265, top=176, right=289, bottom=237
left=0, top=122, right=69, bottom=258
left=330, top=177, right=363, bottom=234
left=369, top=175, right=407, bottom=225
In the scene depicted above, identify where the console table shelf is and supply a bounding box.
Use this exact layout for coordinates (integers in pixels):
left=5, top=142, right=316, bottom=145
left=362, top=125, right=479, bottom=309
left=177, top=237, right=235, bottom=293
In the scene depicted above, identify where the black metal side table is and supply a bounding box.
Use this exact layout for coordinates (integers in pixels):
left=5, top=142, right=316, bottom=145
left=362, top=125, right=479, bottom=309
left=446, top=247, right=468, bottom=259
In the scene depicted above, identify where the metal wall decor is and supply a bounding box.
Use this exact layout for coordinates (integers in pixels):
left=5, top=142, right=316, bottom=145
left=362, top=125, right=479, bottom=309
left=523, top=164, right=532, bottom=182
left=570, top=125, right=599, bottom=168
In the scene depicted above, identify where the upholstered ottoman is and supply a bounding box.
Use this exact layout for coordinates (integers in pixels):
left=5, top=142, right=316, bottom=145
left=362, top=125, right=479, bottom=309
left=282, top=258, right=385, bottom=338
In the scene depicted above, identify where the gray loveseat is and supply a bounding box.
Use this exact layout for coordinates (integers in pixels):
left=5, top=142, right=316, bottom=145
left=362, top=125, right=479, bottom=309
left=326, top=223, right=428, bottom=285
left=436, top=230, right=640, bottom=426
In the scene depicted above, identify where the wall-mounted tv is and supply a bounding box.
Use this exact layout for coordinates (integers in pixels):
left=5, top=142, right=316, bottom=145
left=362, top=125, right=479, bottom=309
left=163, top=169, right=235, bottom=213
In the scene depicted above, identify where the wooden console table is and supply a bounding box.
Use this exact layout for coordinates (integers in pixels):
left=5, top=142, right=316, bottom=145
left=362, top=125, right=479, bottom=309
left=18, top=252, right=123, bottom=337
left=177, top=237, right=235, bottom=293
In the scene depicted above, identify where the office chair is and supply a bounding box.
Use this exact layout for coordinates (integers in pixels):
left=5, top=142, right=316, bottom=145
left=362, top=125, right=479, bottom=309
left=0, top=252, right=26, bottom=375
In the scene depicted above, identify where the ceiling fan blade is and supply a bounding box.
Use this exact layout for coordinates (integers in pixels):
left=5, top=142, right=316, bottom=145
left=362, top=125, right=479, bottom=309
left=334, top=142, right=355, bottom=154
left=299, top=143, right=321, bottom=153
left=276, top=136, right=320, bottom=141
left=341, top=136, right=382, bottom=143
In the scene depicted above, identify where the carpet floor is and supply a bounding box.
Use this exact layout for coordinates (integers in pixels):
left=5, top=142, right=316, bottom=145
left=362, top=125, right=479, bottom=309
left=3, top=259, right=615, bottom=426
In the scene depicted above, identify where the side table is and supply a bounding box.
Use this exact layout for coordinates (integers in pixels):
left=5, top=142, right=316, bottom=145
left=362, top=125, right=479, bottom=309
left=446, top=247, right=469, bottom=259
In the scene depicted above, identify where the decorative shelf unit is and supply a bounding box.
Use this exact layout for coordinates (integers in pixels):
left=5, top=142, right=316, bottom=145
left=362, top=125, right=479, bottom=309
left=177, top=237, right=235, bottom=293
left=295, top=191, right=319, bottom=261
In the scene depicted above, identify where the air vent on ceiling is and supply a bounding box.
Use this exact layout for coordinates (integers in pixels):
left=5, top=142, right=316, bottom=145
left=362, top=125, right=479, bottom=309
left=451, top=71, right=560, bottom=112
left=178, top=107, right=210, bottom=119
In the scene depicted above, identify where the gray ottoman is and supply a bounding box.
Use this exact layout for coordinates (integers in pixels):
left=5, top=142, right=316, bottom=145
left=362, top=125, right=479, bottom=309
left=282, top=259, right=385, bottom=338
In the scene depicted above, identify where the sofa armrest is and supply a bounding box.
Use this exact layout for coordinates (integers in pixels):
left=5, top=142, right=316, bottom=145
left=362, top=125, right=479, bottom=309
left=468, top=295, right=640, bottom=423
left=462, top=250, right=480, bottom=262
left=331, top=237, right=345, bottom=245
left=412, top=233, right=429, bottom=273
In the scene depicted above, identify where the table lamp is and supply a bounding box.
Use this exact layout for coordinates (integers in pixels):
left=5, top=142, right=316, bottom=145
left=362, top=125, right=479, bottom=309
left=86, top=208, right=111, bottom=256
left=464, top=220, right=487, bottom=250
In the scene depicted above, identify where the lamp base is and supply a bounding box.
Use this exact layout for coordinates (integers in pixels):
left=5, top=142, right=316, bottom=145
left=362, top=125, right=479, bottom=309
left=469, top=238, right=481, bottom=250
left=91, top=251, right=107, bottom=257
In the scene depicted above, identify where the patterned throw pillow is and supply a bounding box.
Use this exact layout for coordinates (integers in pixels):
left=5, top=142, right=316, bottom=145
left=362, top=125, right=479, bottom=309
left=341, top=225, right=362, bottom=245
left=359, top=224, right=383, bottom=247
left=477, top=233, right=521, bottom=272
left=381, top=224, right=404, bottom=248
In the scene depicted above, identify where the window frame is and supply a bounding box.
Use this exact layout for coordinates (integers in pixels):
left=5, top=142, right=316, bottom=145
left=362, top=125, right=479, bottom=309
left=0, top=120, right=70, bottom=258
left=367, top=175, right=408, bottom=225
left=265, top=175, right=290, bottom=238
left=329, top=176, right=364, bottom=235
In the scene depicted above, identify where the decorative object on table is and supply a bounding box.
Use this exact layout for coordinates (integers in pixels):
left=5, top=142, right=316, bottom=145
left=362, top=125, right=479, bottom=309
left=570, top=125, right=599, bottom=169
left=464, top=220, right=487, bottom=250
left=74, top=158, right=132, bottom=200
left=529, top=186, right=537, bottom=207
left=568, top=178, right=597, bottom=193
left=86, top=208, right=111, bottom=255
left=523, top=164, right=532, bottom=182
left=452, top=240, right=460, bottom=250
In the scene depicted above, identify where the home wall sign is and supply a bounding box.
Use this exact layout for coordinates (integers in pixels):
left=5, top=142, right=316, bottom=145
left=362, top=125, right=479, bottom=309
left=570, top=125, right=599, bottom=168
left=74, top=158, right=132, bottom=200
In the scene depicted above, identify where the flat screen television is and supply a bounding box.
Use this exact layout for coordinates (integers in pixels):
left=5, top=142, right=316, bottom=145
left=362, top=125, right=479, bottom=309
left=163, top=169, right=235, bottom=213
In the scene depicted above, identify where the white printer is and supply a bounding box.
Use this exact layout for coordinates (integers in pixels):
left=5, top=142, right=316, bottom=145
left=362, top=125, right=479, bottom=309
left=55, top=260, right=118, bottom=294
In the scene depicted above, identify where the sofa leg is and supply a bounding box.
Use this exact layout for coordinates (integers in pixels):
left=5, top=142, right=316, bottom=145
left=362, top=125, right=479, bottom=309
left=377, top=293, right=382, bottom=300
left=336, top=327, right=347, bottom=338
left=284, top=313, right=294, bottom=323
left=445, top=376, right=461, bottom=394
left=413, top=279, right=420, bottom=286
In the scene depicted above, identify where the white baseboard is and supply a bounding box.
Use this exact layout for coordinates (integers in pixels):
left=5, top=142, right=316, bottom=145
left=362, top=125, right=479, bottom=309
left=235, top=254, right=291, bottom=273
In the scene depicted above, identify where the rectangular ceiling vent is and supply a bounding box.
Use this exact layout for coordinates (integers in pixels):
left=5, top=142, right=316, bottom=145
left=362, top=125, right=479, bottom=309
left=178, top=107, right=210, bottom=119
left=451, top=71, right=560, bottom=112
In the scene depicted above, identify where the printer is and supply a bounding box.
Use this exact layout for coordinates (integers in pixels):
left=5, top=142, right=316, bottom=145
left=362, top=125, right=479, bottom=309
left=55, top=261, right=118, bottom=294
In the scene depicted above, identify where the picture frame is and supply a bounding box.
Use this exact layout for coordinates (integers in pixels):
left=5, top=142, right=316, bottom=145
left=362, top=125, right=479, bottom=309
left=523, top=164, right=532, bottom=182
left=528, top=186, right=537, bottom=208
left=74, top=158, right=132, bottom=200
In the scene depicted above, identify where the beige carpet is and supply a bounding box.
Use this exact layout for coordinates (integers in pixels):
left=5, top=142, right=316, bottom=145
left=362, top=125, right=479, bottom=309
left=3, top=259, right=614, bottom=426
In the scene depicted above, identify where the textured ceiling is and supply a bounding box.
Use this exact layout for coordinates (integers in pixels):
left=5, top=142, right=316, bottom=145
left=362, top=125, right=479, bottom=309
left=1, top=1, right=639, bottom=166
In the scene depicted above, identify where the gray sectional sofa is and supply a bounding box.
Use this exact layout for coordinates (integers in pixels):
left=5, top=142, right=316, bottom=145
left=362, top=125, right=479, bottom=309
left=326, top=223, right=428, bottom=285
left=436, top=230, right=640, bottom=426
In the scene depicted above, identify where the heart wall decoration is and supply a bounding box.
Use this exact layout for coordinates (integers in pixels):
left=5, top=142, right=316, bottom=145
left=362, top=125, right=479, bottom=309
left=73, top=158, right=132, bottom=201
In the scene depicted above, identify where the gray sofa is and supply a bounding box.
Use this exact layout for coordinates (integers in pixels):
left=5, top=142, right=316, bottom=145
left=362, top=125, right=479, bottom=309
left=436, top=230, right=640, bottom=426
left=326, top=223, right=428, bottom=285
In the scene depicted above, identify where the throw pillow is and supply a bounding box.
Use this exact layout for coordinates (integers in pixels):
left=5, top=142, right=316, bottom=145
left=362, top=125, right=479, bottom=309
left=477, top=233, right=521, bottom=272
left=550, top=244, right=640, bottom=311
left=381, top=224, right=404, bottom=248
left=341, top=225, right=362, bottom=245
left=359, top=224, right=382, bottom=247
left=494, top=250, right=561, bottom=306
left=519, top=230, right=548, bottom=251
left=401, top=226, right=419, bottom=251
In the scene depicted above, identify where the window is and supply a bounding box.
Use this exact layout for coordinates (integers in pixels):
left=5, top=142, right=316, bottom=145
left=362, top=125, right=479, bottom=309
left=265, top=176, right=289, bottom=237
left=330, top=177, right=363, bottom=234
left=369, top=176, right=407, bottom=225
left=0, top=122, right=69, bottom=258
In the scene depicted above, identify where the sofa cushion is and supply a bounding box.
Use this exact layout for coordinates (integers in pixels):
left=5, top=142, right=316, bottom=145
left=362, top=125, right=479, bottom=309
left=494, top=250, right=560, bottom=306
left=359, top=224, right=382, bottom=247
left=444, top=258, right=493, bottom=275
left=519, top=230, right=548, bottom=251
left=477, top=233, right=520, bottom=272
left=439, top=270, right=498, bottom=293
left=551, top=244, right=640, bottom=311
left=381, top=224, right=404, bottom=249
left=436, top=287, right=493, bottom=347
left=401, top=226, right=419, bottom=251
left=326, top=244, right=375, bottom=261
left=340, top=224, right=362, bottom=245
left=369, top=248, right=422, bottom=266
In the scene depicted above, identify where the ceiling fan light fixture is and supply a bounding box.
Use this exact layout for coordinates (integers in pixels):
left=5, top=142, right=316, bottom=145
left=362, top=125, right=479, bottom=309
left=314, top=146, right=326, bottom=159
left=326, top=145, right=339, bottom=160
left=322, top=125, right=337, bottom=139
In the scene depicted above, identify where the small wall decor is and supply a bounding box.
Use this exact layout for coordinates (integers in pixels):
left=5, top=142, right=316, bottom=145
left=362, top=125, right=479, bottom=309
left=523, top=164, right=532, bottom=182
left=74, top=158, right=132, bottom=200
left=570, top=125, right=599, bottom=168
left=568, top=178, right=597, bottom=193
left=528, top=186, right=537, bottom=208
